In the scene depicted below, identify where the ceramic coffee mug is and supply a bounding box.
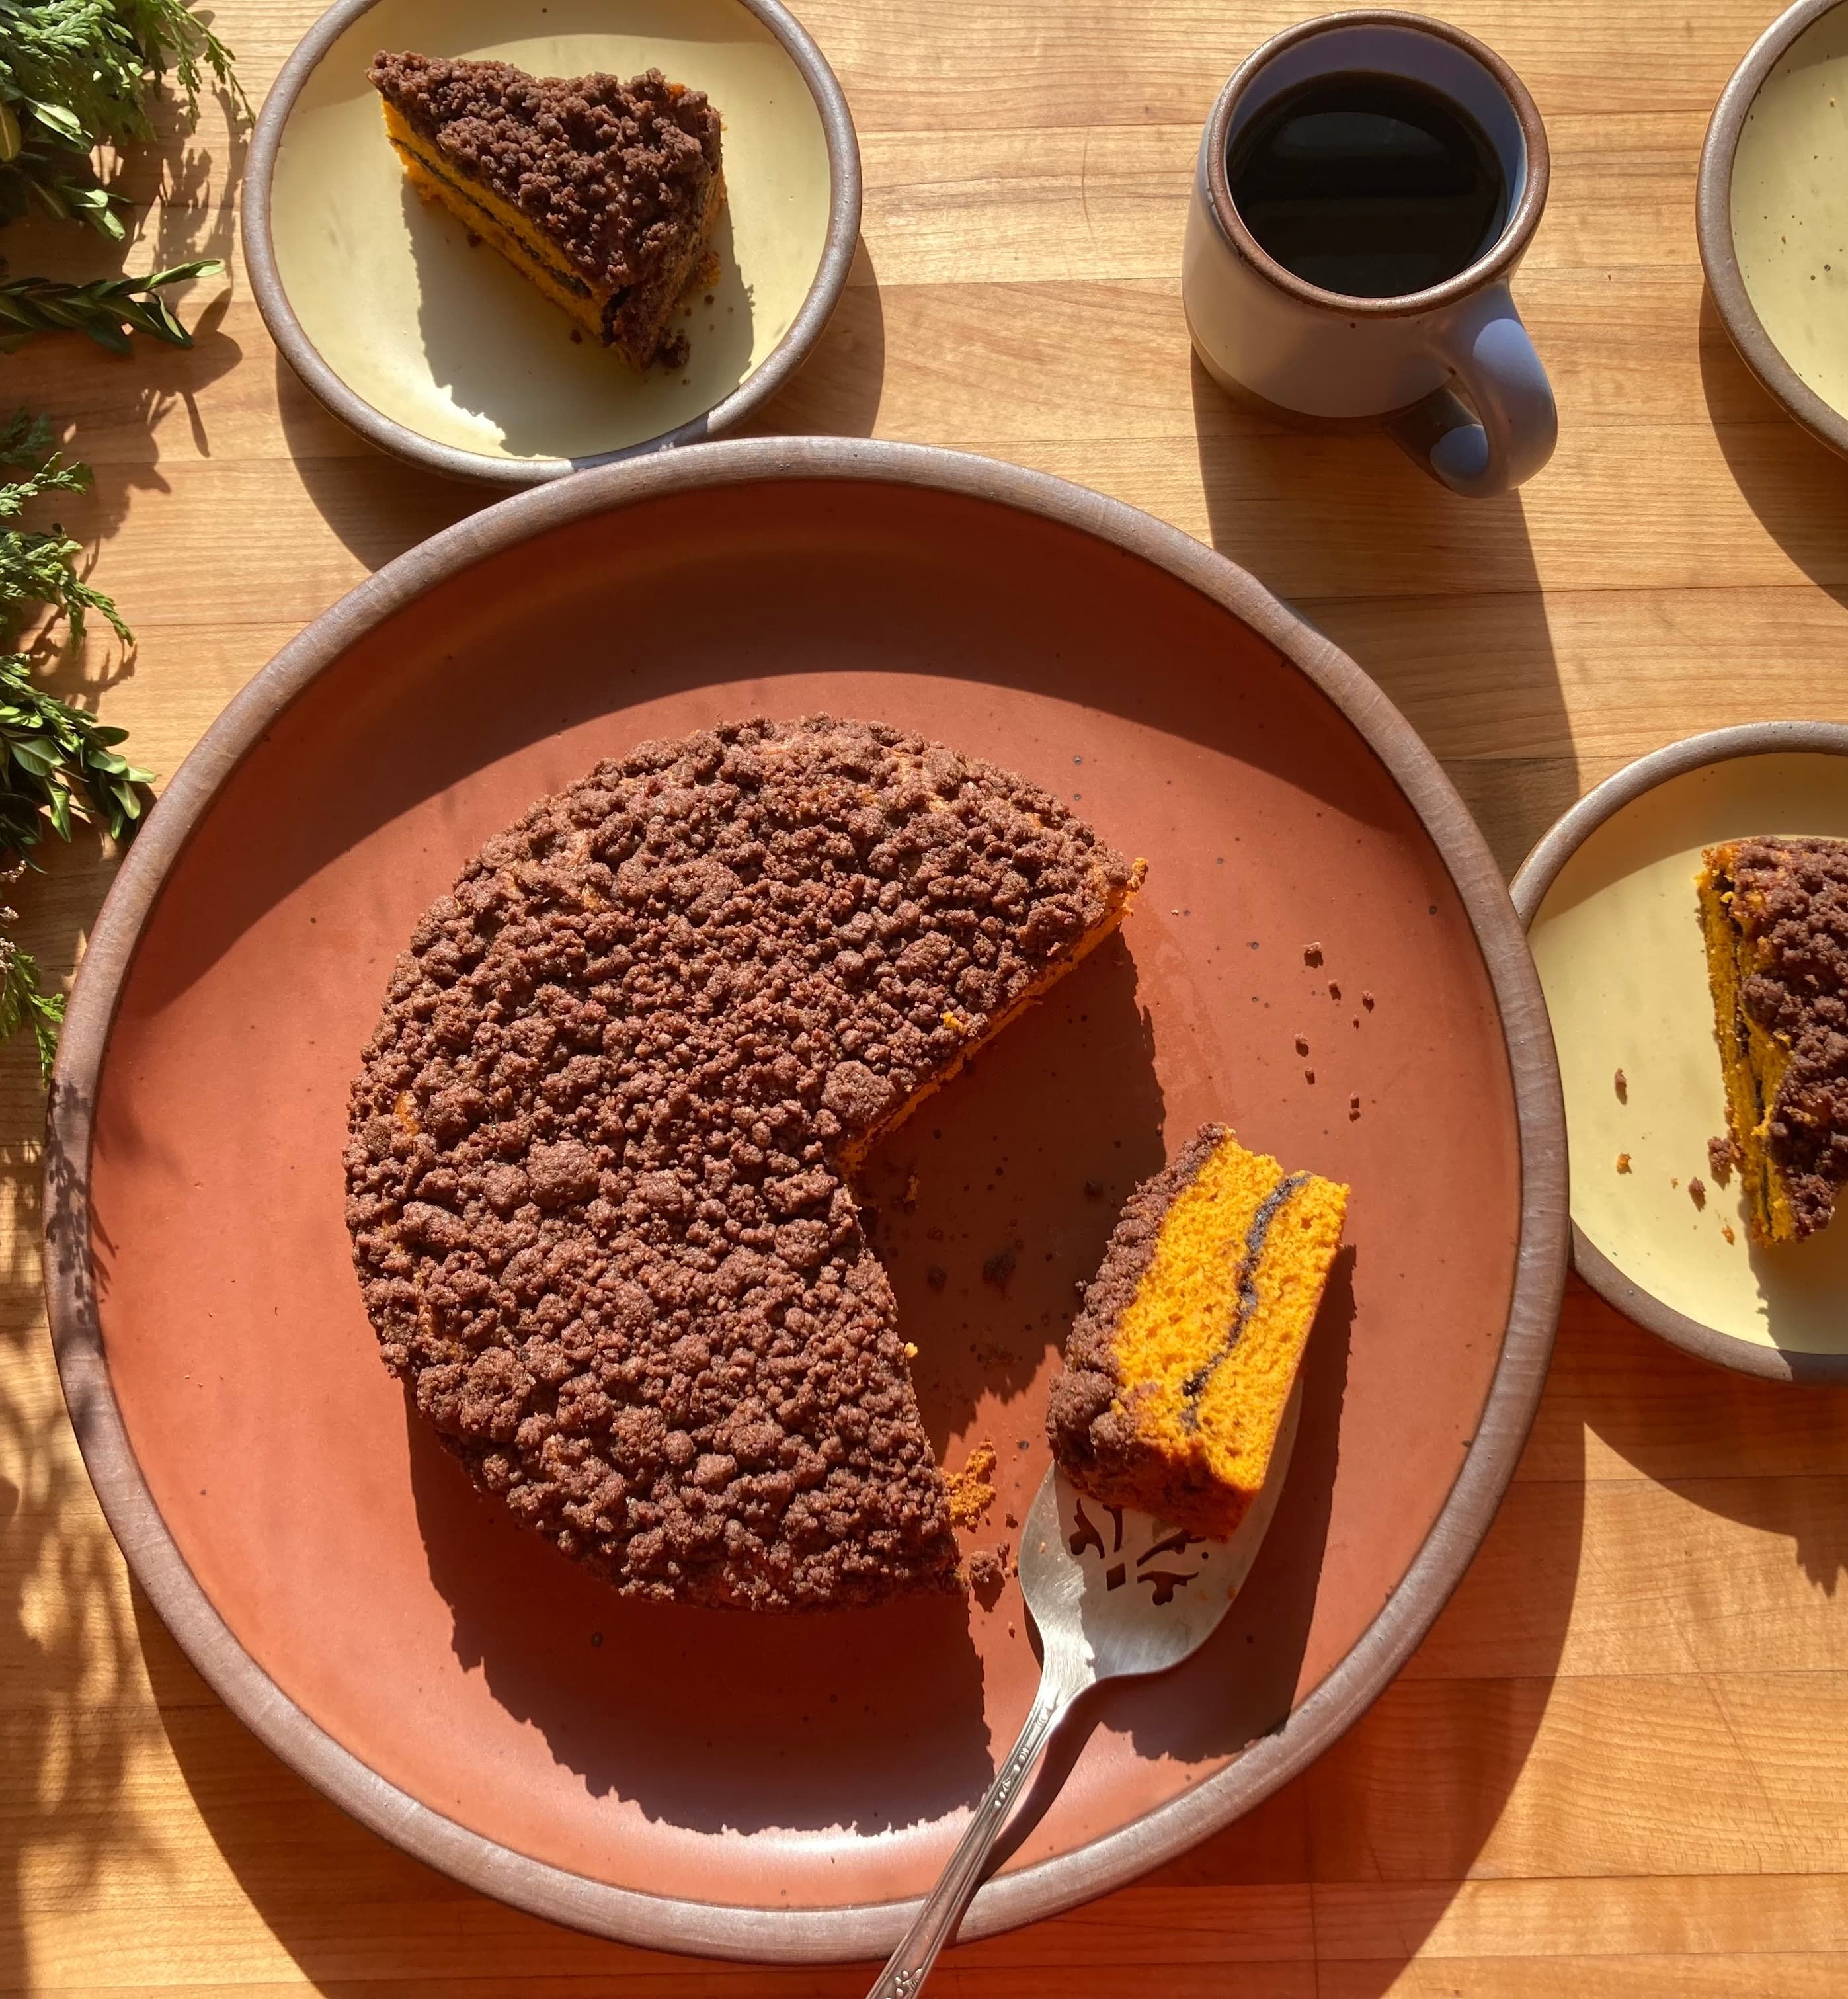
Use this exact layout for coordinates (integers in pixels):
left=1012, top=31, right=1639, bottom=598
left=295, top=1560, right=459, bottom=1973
left=1184, top=9, right=1556, bottom=498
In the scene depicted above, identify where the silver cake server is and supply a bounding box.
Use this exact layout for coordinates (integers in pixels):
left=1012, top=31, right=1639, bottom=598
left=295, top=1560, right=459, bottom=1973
left=865, top=1385, right=1301, bottom=1998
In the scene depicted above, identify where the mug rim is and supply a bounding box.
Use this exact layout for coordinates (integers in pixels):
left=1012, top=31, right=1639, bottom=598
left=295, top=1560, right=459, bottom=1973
left=1203, top=8, right=1551, bottom=319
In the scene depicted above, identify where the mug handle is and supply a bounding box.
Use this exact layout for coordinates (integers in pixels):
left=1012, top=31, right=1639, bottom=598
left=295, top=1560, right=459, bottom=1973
left=1385, top=282, right=1557, bottom=499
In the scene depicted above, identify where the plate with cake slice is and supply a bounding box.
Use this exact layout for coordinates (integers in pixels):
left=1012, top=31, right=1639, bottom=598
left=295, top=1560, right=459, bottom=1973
left=46, top=440, right=1565, bottom=1958
left=1513, top=721, right=1848, bottom=1381
left=244, top=0, right=858, bottom=483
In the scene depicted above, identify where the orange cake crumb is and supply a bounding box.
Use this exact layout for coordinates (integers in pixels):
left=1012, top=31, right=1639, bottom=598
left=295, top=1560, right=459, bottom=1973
left=945, top=1442, right=998, bottom=1530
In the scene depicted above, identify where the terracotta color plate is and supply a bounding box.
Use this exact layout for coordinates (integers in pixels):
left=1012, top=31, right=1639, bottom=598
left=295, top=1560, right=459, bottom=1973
left=46, top=440, right=1565, bottom=1960
left=1513, top=722, right=1848, bottom=1383
left=245, top=0, right=856, bottom=483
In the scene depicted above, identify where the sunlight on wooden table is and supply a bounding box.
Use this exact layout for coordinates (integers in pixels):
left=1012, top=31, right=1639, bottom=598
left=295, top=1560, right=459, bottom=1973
left=5, top=0, right=1848, bottom=1992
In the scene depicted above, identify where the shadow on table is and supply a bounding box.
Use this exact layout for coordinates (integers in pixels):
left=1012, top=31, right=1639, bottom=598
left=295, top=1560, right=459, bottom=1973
left=0, top=1031, right=163, bottom=1991
left=1698, top=286, right=1848, bottom=608
left=272, top=348, right=485, bottom=575
left=1189, top=356, right=1580, bottom=878
left=741, top=235, right=889, bottom=442
left=1567, top=1277, right=1848, bottom=1593
left=276, top=235, right=890, bottom=577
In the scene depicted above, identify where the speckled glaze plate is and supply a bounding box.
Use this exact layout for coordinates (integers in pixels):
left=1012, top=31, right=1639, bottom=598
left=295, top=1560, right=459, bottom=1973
left=245, top=0, right=858, bottom=483
left=1699, top=0, right=1848, bottom=460
left=1512, top=723, right=1848, bottom=1381
left=45, top=440, right=1565, bottom=1961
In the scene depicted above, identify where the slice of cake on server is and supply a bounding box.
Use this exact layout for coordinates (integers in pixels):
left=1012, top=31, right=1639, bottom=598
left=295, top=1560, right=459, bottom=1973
left=1047, top=1124, right=1348, bottom=1541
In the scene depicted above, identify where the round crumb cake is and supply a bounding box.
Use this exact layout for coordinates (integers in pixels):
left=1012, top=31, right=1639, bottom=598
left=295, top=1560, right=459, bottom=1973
left=344, top=716, right=1142, bottom=1610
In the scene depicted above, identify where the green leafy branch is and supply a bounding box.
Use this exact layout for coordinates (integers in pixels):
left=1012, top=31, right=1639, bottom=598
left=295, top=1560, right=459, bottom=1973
left=0, top=0, right=247, bottom=240
left=0, top=411, right=152, bottom=1081
left=0, top=645, right=150, bottom=854
left=0, top=257, right=220, bottom=351
left=0, top=408, right=128, bottom=639
left=0, top=879, right=64, bottom=1081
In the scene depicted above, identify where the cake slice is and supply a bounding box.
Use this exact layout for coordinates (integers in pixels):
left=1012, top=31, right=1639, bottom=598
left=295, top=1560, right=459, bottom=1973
left=1699, top=836, right=1848, bottom=1243
left=368, top=52, right=723, bottom=368
left=1047, top=1125, right=1347, bottom=1541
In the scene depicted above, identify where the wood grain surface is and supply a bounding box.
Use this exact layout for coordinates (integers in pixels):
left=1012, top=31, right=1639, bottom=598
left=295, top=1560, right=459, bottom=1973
left=3, top=0, right=1847, bottom=1991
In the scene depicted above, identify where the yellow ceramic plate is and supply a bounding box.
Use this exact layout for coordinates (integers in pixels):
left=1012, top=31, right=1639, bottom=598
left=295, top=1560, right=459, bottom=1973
left=1512, top=725, right=1848, bottom=1381
left=245, top=0, right=856, bottom=483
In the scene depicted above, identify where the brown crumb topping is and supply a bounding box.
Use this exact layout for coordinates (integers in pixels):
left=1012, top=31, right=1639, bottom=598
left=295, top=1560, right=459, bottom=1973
left=368, top=52, right=720, bottom=292
left=1617, top=1153, right=1632, bottom=1174
left=343, top=715, right=1138, bottom=1611
left=967, top=1544, right=1010, bottom=1605
left=1717, top=838, right=1848, bottom=1237
left=1708, top=1134, right=1738, bottom=1185
left=1614, top=1067, right=1627, bottom=1102
left=1689, top=1176, right=1706, bottom=1209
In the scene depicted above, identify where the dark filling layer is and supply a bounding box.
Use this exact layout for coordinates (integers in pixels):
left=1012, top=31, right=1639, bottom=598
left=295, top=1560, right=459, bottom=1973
left=1180, top=1171, right=1310, bottom=1418
left=389, top=136, right=594, bottom=300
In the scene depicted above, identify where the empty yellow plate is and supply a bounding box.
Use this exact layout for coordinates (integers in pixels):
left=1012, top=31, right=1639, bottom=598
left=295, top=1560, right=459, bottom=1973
left=1513, top=724, right=1848, bottom=1381
left=245, top=0, right=856, bottom=483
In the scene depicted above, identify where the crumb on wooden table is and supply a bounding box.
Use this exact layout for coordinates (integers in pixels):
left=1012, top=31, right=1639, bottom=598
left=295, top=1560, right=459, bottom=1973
left=1617, top=1153, right=1632, bottom=1174
left=1615, top=1067, right=1627, bottom=1102
left=1304, top=942, right=1324, bottom=967
left=1689, top=1176, right=1706, bottom=1209
left=1295, top=1034, right=1310, bottom=1056
left=1722, top=1223, right=1736, bottom=1244
left=1708, top=1134, right=1738, bottom=1186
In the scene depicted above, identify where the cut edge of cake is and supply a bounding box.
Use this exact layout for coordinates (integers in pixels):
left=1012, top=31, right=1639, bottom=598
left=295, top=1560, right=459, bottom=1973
left=1699, top=843, right=1795, bottom=1243
left=839, top=848, right=1148, bottom=1174
left=1047, top=1124, right=1348, bottom=1541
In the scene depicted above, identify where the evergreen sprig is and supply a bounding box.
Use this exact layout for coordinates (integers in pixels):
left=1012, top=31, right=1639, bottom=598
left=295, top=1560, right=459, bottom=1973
left=0, top=411, right=147, bottom=840
left=0, top=409, right=128, bottom=641
left=0, top=0, right=246, bottom=239
left=0, top=864, right=61, bottom=1081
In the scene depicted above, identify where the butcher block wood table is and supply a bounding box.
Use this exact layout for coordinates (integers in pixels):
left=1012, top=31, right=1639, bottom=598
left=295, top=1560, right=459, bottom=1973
left=3, top=0, right=1848, bottom=1991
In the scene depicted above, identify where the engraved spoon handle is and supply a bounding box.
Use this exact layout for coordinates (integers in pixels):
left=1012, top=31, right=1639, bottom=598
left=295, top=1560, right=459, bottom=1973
left=865, top=1662, right=1084, bottom=1999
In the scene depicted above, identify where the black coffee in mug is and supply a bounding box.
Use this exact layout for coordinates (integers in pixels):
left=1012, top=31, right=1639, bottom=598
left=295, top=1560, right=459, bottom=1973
left=1226, top=71, right=1507, bottom=298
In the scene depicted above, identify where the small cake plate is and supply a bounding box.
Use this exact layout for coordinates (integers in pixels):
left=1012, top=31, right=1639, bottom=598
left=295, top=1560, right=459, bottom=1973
left=244, top=0, right=858, bottom=484
left=1511, top=721, right=1848, bottom=1381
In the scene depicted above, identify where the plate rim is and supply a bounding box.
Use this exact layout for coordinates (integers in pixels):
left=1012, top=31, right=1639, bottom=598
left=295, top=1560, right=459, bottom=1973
left=241, top=0, right=863, bottom=487
left=43, top=436, right=1568, bottom=1962
left=1509, top=719, right=1848, bottom=1384
left=1697, top=0, right=1848, bottom=464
